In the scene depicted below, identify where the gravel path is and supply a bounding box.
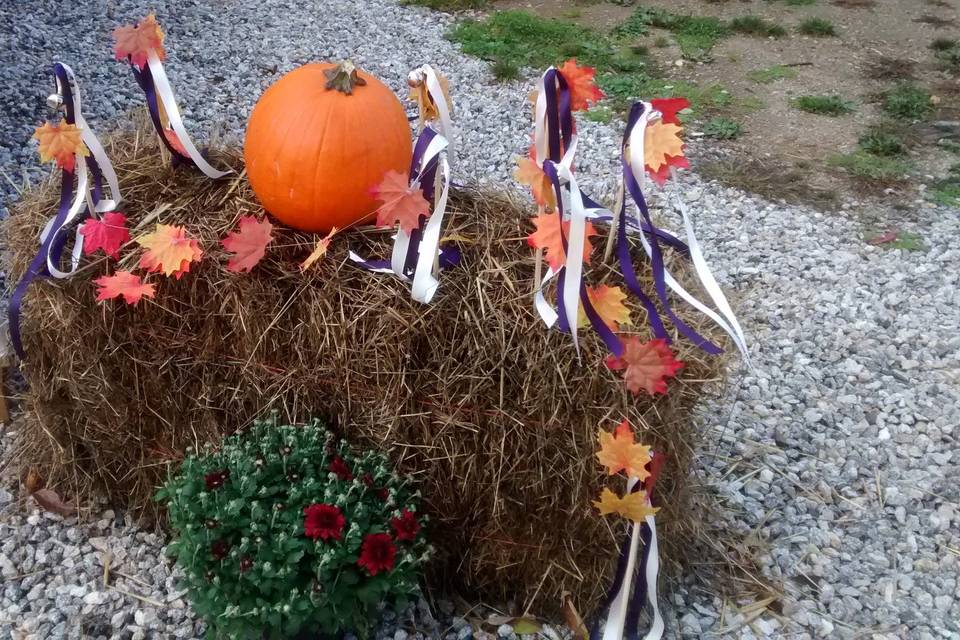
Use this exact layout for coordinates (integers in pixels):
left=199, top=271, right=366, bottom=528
left=1, top=0, right=958, bottom=638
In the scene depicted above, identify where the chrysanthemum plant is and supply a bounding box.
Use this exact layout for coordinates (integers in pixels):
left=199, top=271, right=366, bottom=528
left=157, top=416, right=430, bottom=639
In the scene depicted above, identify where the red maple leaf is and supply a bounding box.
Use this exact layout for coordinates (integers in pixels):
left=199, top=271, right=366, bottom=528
left=527, top=213, right=597, bottom=271
left=221, top=216, right=274, bottom=273
left=558, top=59, right=605, bottom=112
left=372, top=170, right=430, bottom=233
left=163, top=128, right=188, bottom=156
left=79, top=212, right=131, bottom=260
left=646, top=154, right=690, bottom=186
left=112, top=13, right=166, bottom=68
left=650, top=97, right=690, bottom=125
left=94, top=271, right=156, bottom=305
left=605, top=336, right=684, bottom=396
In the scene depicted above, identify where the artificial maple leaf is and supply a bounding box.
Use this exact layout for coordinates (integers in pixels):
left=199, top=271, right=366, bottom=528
left=558, top=59, right=605, bottom=112
left=644, top=121, right=685, bottom=173
left=300, top=227, right=339, bottom=271
left=579, top=285, right=632, bottom=330
left=163, top=128, right=188, bottom=156
left=646, top=154, right=690, bottom=186
left=79, top=212, right=131, bottom=260
left=137, top=223, right=203, bottom=279
left=408, top=71, right=452, bottom=127
left=527, top=213, right=597, bottom=271
left=221, top=216, right=274, bottom=273
left=113, top=13, right=166, bottom=68
left=650, top=97, right=690, bottom=125
left=593, top=487, right=659, bottom=523
left=596, top=419, right=652, bottom=479
left=605, top=336, right=684, bottom=396
left=33, top=122, right=89, bottom=172
left=514, top=157, right=556, bottom=209
left=94, top=271, right=156, bottom=305
left=372, top=170, right=430, bottom=233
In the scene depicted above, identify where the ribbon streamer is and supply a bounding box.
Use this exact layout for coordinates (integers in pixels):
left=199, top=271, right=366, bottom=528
left=122, top=27, right=230, bottom=179
left=350, top=65, right=456, bottom=304
left=9, top=63, right=120, bottom=358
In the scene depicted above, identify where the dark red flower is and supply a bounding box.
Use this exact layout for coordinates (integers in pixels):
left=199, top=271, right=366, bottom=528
left=391, top=509, right=421, bottom=542
left=362, top=473, right=375, bottom=487
left=377, top=488, right=390, bottom=501
left=357, top=533, right=396, bottom=576
left=211, top=539, right=230, bottom=560
left=303, top=503, right=346, bottom=541
left=329, top=456, right=353, bottom=481
left=239, top=556, right=253, bottom=573
left=204, top=469, right=229, bottom=490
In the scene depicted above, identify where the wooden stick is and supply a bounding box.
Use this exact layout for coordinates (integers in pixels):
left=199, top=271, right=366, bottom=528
left=603, top=180, right=624, bottom=264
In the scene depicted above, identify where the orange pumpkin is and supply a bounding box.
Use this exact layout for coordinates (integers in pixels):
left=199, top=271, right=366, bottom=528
left=244, top=61, right=412, bottom=232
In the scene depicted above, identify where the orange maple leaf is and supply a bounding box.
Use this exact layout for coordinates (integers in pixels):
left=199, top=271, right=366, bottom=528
left=644, top=121, right=685, bottom=173
left=408, top=71, right=452, bottom=128
left=163, top=128, right=188, bottom=156
left=300, top=227, right=339, bottom=272
left=527, top=213, right=597, bottom=271
left=372, top=170, right=430, bottom=233
left=514, top=157, right=556, bottom=209
left=579, top=285, right=632, bottom=330
left=94, top=271, right=156, bottom=305
left=79, top=212, right=131, bottom=260
left=33, top=122, right=89, bottom=172
left=593, top=487, right=659, bottom=523
left=558, top=58, right=605, bottom=112
left=221, top=216, right=274, bottom=273
left=605, top=337, right=684, bottom=396
left=596, top=419, right=652, bottom=479
left=137, top=223, right=203, bottom=279
left=113, top=13, right=166, bottom=68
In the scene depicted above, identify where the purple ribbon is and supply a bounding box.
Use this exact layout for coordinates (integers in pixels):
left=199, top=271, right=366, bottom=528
left=129, top=63, right=191, bottom=166
left=8, top=63, right=106, bottom=359
left=619, top=103, right=721, bottom=354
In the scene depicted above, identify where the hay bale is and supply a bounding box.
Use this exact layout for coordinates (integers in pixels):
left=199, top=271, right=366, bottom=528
left=3, top=122, right=730, bottom=612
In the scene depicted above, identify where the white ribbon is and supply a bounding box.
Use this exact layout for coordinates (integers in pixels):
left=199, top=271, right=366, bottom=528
left=626, top=104, right=750, bottom=363
left=145, top=50, right=231, bottom=179
left=408, top=65, right=455, bottom=169
left=601, top=478, right=663, bottom=640
left=40, top=63, right=122, bottom=279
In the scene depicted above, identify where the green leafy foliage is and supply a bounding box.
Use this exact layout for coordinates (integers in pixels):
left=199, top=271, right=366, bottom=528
left=401, top=0, right=489, bottom=9
left=858, top=126, right=906, bottom=156
left=748, top=64, right=798, bottom=84
left=882, top=83, right=933, bottom=120
left=157, top=417, right=430, bottom=640
left=929, top=164, right=960, bottom=207
left=792, top=94, right=856, bottom=115
left=929, top=38, right=960, bottom=71
left=730, top=15, right=787, bottom=37
left=703, top=117, right=743, bottom=139
left=583, top=106, right=615, bottom=123
left=491, top=58, right=520, bottom=82
left=617, top=8, right=730, bottom=59
left=798, top=18, right=837, bottom=36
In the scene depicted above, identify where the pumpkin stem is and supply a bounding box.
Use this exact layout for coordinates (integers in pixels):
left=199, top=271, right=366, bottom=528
left=324, top=60, right=367, bottom=95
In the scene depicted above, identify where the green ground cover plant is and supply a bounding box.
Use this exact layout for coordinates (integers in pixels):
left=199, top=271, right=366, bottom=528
left=793, top=94, right=855, bottom=115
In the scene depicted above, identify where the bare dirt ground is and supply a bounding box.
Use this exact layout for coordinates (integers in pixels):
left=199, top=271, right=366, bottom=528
left=496, top=0, right=960, bottom=213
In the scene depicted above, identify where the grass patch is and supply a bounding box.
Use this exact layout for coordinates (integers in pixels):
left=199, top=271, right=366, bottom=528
left=583, top=106, right=615, bottom=123
left=703, top=117, right=742, bottom=139
left=792, top=94, right=855, bottom=115
left=858, top=126, right=906, bottom=156
left=402, top=0, right=489, bottom=9
left=653, top=35, right=671, bottom=48
left=785, top=0, right=817, bottom=5
left=730, top=15, right=787, bottom=37
left=798, top=18, right=837, bottom=36
left=748, top=64, right=798, bottom=83
left=930, top=38, right=960, bottom=70
left=617, top=8, right=730, bottom=59
left=882, top=83, right=933, bottom=120
left=862, top=56, right=915, bottom=81
left=701, top=157, right=839, bottom=209
left=928, top=164, right=960, bottom=207
left=491, top=58, right=520, bottom=82
left=827, top=151, right=912, bottom=182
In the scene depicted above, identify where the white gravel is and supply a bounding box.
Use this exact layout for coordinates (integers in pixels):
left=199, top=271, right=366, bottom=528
left=1, top=0, right=958, bottom=638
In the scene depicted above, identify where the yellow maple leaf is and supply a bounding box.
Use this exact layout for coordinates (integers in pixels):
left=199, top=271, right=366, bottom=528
left=33, top=122, right=89, bottom=172
left=593, top=487, right=659, bottom=523
left=300, top=227, right=339, bottom=272
left=137, top=224, right=203, bottom=279
left=596, top=419, right=651, bottom=480
left=514, top=157, right=556, bottom=210
left=644, top=121, right=684, bottom=173
left=578, top=285, right=632, bottom=330
left=408, top=72, right=452, bottom=128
